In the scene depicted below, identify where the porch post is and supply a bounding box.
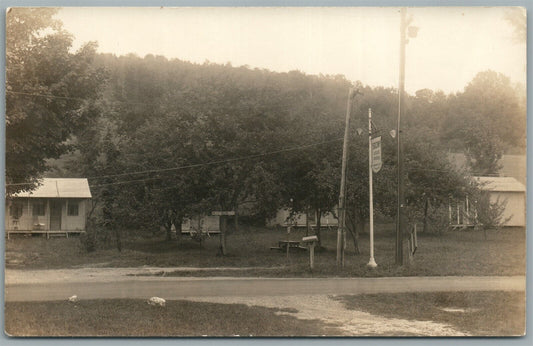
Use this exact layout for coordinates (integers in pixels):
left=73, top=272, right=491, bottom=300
left=46, top=200, right=51, bottom=231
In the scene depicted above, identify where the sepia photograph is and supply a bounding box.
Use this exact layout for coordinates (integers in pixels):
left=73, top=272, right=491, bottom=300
left=3, top=6, right=527, bottom=337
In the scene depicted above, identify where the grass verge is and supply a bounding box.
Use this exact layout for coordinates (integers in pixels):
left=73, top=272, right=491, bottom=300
left=335, top=290, right=526, bottom=336
left=5, top=299, right=340, bottom=337
left=6, top=225, right=526, bottom=277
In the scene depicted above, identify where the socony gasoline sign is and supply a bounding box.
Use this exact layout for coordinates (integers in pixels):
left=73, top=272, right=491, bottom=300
left=371, top=136, right=382, bottom=173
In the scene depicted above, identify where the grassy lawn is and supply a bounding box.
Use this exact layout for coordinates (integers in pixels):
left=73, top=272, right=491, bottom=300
left=5, top=225, right=526, bottom=277
left=5, top=291, right=525, bottom=336
left=5, top=299, right=339, bottom=337
left=336, top=290, right=526, bottom=336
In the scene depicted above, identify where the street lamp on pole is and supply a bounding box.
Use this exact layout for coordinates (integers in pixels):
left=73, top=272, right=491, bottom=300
left=367, top=107, right=377, bottom=268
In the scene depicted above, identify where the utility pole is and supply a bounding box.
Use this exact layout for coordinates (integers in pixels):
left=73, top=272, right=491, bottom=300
left=396, top=7, right=407, bottom=266
left=336, top=87, right=355, bottom=267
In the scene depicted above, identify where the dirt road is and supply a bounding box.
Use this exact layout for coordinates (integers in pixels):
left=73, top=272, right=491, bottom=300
left=5, top=267, right=525, bottom=301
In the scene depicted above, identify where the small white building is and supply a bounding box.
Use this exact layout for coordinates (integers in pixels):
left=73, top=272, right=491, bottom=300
left=475, top=176, right=526, bottom=227
left=267, top=208, right=338, bottom=228
left=5, top=178, right=92, bottom=237
left=181, top=215, right=220, bottom=234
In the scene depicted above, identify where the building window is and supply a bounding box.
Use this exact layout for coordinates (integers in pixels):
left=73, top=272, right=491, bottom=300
left=33, top=202, right=45, bottom=216
left=10, top=202, right=23, bottom=218
left=68, top=202, right=79, bottom=216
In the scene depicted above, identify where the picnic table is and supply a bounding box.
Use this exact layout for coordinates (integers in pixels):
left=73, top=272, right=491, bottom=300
left=270, top=240, right=307, bottom=251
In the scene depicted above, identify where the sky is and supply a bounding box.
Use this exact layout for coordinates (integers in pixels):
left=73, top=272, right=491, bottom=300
left=56, top=7, right=526, bottom=94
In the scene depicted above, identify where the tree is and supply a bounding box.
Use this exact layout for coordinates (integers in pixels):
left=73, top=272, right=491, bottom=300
left=442, top=70, right=526, bottom=174
left=504, top=8, right=526, bottom=43
left=342, top=87, right=472, bottom=244
left=472, top=189, right=511, bottom=240
left=5, top=8, right=105, bottom=194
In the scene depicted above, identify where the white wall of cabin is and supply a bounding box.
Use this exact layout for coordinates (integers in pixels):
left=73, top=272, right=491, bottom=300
left=489, top=191, right=526, bottom=227
left=181, top=215, right=220, bottom=232
left=5, top=198, right=89, bottom=231
left=267, top=208, right=338, bottom=227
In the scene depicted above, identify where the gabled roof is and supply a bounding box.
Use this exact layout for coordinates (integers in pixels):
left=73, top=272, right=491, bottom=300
left=13, top=178, right=92, bottom=198
left=474, top=176, right=526, bottom=193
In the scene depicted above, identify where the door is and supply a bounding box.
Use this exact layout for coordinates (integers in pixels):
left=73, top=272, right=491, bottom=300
left=50, top=201, right=62, bottom=231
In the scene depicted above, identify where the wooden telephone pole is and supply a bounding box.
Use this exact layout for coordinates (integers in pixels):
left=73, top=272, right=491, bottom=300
left=336, top=87, right=357, bottom=267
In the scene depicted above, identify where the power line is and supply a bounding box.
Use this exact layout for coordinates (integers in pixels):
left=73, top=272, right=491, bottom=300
left=5, top=137, right=344, bottom=187
left=82, top=137, right=345, bottom=181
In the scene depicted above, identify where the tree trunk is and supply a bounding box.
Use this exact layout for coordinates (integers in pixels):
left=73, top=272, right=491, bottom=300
left=175, top=219, right=183, bottom=243
left=346, top=207, right=361, bottom=255
left=423, top=197, right=428, bottom=233
left=234, top=213, right=239, bottom=232
left=347, top=227, right=360, bottom=255
left=165, top=225, right=172, bottom=241
left=114, top=228, right=122, bottom=252
left=219, top=216, right=227, bottom=256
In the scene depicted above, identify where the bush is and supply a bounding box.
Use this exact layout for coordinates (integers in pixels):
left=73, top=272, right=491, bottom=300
left=79, top=218, right=110, bottom=252
left=79, top=231, right=97, bottom=252
left=474, top=191, right=510, bottom=230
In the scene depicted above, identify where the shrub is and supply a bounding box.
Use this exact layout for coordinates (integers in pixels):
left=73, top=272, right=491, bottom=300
left=474, top=191, right=511, bottom=230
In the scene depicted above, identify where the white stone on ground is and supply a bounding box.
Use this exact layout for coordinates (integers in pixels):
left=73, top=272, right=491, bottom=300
left=148, top=296, right=166, bottom=307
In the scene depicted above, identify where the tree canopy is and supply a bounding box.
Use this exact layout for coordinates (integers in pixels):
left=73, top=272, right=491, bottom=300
left=5, top=8, right=105, bottom=194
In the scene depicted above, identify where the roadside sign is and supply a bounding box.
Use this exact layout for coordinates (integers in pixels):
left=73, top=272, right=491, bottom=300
left=371, top=136, right=382, bottom=173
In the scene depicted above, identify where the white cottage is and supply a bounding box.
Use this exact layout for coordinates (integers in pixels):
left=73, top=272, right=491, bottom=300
left=267, top=208, right=338, bottom=228
left=5, top=178, right=92, bottom=238
left=475, top=176, right=526, bottom=227
left=181, top=214, right=220, bottom=234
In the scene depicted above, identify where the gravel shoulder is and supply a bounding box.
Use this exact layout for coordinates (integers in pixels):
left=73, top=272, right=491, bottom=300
left=186, top=294, right=467, bottom=336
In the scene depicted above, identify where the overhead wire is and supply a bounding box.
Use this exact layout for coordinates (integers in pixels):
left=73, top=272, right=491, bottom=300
left=6, top=137, right=345, bottom=188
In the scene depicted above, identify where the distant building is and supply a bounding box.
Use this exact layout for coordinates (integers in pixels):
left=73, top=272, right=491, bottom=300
left=5, top=178, right=92, bottom=238
left=449, top=176, right=526, bottom=229
left=475, top=176, right=526, bottom=227
left=181, top=215, right=220, bottom=234
left=267, top=208, right=338, bottom=228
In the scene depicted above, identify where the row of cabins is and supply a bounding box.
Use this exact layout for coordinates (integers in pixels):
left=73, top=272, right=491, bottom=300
left=4, top=176, right=526, bottom=238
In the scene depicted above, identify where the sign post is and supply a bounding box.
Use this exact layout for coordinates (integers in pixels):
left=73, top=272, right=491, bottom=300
left=212, top=211, right=235, bottom=256
left=302, top=235, right=318, bottom=269
left=371, top=136, right=382, bottom=173
left=367, top=108, right=378, bottom=268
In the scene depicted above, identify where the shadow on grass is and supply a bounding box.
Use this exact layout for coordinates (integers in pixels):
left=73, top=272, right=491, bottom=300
left=5, top=299, right=340, bottom=337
